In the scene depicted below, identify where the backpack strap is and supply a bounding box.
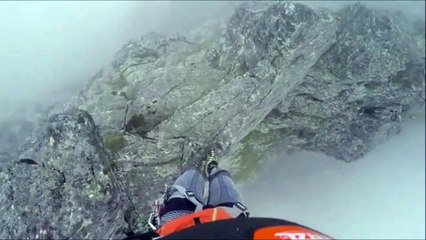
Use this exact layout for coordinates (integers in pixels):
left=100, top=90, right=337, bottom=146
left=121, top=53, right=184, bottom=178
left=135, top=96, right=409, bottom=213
left=217, top=202, right=250, bottom=218
left=165, top=185, right=205, bottom=212
left=123, top=230, right=159, bottom=240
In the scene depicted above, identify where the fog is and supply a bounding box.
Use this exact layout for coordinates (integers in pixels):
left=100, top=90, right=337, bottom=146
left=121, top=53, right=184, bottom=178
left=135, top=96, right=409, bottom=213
left=0, top=1, right=237, bottom=119
left=242, top=110, right=425, bottom=239
left=305, top=0, right=425, bottom=20
left=0, top=1, right=424, bottom=239
left=1, top=1, right=424, bottom=119
left=0, top=1, right=424, bottom=119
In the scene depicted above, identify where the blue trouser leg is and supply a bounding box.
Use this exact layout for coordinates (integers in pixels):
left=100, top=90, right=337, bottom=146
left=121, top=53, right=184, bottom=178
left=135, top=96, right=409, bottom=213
left=207, top=167, right=243, bottom=207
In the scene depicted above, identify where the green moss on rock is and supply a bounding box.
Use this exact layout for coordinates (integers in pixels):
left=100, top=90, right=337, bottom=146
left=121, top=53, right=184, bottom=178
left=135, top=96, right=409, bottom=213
left=104, top=132, right=126, bottom=153
left=232, top=130, right=282, bottom=182
left=233, top=144, right=262, bottom=183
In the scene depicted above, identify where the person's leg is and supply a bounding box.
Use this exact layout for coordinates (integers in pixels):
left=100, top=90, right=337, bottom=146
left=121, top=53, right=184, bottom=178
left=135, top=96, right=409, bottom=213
left=171, top=168, right=206, bottom=202
left=207, top=167, right=244, bottom=208
left=159, top=169, right=206, bottom=223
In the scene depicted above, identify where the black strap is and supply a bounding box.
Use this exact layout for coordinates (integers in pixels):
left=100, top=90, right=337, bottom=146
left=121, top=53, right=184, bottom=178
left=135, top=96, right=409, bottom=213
left=122, top=230, right=159, bottom=240
left=160, top=198, right=196, bottom=217
left=193, top=217, right=201, bottom=225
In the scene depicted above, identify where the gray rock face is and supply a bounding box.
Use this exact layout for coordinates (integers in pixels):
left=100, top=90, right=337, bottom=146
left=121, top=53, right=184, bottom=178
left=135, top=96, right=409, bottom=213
left=0, top=2, right=424, bottom=238
left=150, top=8, right=337, bottom=162
left=0, top=110, right=128, bottom=239
left=258, top=3, right=425, bottom=161
left=218, top=2, right=321, bottom=73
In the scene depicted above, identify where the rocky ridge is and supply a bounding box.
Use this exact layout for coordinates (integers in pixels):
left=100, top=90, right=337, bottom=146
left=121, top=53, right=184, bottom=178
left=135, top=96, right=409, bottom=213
left=0, top=2, right=424, bottom=239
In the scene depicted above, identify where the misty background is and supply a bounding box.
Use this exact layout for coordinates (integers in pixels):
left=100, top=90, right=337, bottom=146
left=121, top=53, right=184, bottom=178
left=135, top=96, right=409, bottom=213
left=1, top=1, right=424, bottom=239
left=242, top=109, right=425, bottom=239
left=0, top=1, right=239, bottom=118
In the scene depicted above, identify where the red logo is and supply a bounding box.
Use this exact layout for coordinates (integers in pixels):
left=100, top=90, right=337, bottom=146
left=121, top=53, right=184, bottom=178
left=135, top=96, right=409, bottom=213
left=254, top=226, right=331, bottom=240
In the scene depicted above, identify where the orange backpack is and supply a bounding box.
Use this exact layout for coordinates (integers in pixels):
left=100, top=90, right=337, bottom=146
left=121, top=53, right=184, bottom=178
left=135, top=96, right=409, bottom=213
left=160, top=217, right=332, bottom=240
left=157, top=208, right=233, bottom=237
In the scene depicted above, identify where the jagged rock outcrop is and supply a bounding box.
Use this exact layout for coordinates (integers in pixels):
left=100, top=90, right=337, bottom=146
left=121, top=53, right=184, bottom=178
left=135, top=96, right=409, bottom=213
left=0, top=2, right=424, bottom=238
left=255, top=3, right=425, bottom=161
left=0, top=110, right=129, bottom=239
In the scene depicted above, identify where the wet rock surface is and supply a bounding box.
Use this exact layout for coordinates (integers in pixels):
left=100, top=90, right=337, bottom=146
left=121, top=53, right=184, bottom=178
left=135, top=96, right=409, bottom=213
left=0, top=2, right=424, bottom=238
